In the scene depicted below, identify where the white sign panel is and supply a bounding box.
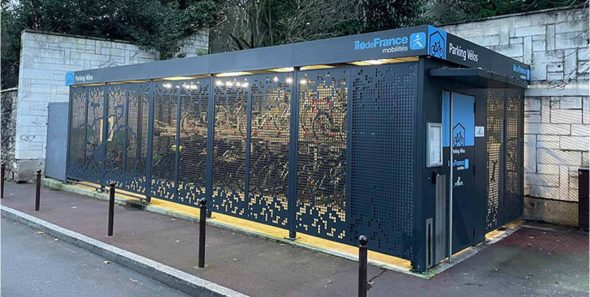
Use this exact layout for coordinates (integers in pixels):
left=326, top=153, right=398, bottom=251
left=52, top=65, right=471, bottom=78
left=475, top=126, right=485, bottom=137
left=427, top=122, right=443, bottom=167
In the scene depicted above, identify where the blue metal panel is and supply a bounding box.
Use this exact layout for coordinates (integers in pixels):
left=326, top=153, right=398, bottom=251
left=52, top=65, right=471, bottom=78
left=348, top=63, right=418, bottom=259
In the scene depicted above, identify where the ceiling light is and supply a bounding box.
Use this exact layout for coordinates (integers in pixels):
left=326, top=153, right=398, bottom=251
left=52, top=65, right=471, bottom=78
left=273, top=76, right=279, bottom=82
left=349, top=57, right=418, bottom=66
left=300, top=65, right=334, bottom=70
left=270, top=67, right=295, bottom=72
left=162, top=76, right=194, bottom=81
left=286, top=77, right=293, bottom=84
left=215, top=72, right=253, bottom=77
left=163, top=83, right=172, bottom=89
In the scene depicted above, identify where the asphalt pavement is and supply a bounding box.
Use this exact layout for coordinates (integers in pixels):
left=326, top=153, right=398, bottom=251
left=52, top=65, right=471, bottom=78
left=1, top=182, right=589, bottom=297
left=1, top=217, right=192, bottom=297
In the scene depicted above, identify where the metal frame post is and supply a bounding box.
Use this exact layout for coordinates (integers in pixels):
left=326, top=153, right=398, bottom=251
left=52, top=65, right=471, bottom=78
left=174, top=85, right=181, bottom=201
left=101, top=84, right=110, bottom=185
left=287, top=69, right=300, bottom=239
left=35, top=169, right=41, bottom=211
left=145, top=81, right=155, bottom=203
left=358, top=235, right=368, bottom=297
left=454, top=92, right=458, bottom=260
left=1, top=163, right=5, bottom=199
left=244, top=80, right=252, bottom=209
left=205, top=76, right=215, bottom=216
left=108, top=182, right=116, bottom=236
left=198, top=198, right=207, bottom=268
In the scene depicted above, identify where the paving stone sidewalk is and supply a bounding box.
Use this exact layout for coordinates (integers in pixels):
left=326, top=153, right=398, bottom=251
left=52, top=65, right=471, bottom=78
left=1, top=182, right=588, bottom=297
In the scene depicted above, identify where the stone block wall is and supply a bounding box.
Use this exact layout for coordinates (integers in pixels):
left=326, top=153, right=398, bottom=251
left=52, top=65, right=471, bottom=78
left=443, top=6, right=589, bottom=226
left=177, top=30, right=210, bottom=57
left=12, top=30, right=209, bottom=181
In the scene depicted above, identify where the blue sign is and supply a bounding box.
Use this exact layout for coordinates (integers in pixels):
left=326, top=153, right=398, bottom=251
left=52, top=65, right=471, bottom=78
left=428, top=26, right=447, bottom=59
left=513, top=64, right=531, bottom=80
left=442, top=92, right=475, bottom=147
left=410, top=32, right=426, bottom=50
left=65, top=71, right=75, bottom=86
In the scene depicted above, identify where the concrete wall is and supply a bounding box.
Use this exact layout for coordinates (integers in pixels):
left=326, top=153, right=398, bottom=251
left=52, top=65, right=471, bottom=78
left=13, top=30, right=209, bottom=181
left=443, top=6, right=589, bottom=226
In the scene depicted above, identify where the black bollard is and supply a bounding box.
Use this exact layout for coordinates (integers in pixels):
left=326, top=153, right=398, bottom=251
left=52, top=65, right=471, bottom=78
left=198, top=198, right=207, bottom=268
left=358, top=235, right=368, bottom=297
left=1, top=163, right=5, bottom=199
left=34, top=170, right=41, bottom=211
left=107, top=182, right=116, bottom=236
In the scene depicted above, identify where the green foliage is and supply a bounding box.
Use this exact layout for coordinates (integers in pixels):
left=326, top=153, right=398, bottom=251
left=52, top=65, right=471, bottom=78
left=359, top=0, right=425, bottom=32
left=210, top=0, right=425, bottom=52
left=1, top=0, right=220, bottom=83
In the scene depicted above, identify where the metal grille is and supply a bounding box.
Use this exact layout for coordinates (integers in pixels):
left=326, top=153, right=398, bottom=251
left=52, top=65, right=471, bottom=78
left=105, top=85, right=126, bottom=180
left=84, top=86, right=106, bottom=184
left=67, top=87, right=87, bottom=180
left=485, top=89, right=504, bottom=231
left=248, top=74, right=291, bottom=227
left=177, top=79, right=209, bottom=205
left=296, top=69, right=348, bottom=240
left=151, top=83, right=178, bottom=200
left=121, top=84, right=149, bottom=194
left=504, top=89, right=523, bottom=223
left=349, top=64, right=417, bottom=258
left=212, top=78, right=249, bottom=215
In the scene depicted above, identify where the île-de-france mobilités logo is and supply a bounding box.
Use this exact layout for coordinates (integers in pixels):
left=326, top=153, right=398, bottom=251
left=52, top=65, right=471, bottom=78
left=428, top=26, right=447, bottom=59
left=65, top=71, right=75, bottom=86
left=410, top=32, right=426, bottom=50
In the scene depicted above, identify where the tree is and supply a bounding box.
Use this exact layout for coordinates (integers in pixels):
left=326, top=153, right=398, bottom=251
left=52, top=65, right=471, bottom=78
left=1, top=0, right=220, bottom=88
left=210, top=0, right=425, bottom=53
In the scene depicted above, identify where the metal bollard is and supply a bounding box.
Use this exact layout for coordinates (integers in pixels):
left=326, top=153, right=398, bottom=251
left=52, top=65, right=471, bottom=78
left=107, top=182, right=116, bottom=236
left=358, top=235, right=368, bottom=297
left=1, top=163, right=5, bottom=199
left=34, top=170, right=41, bottom=211
left=198, top=198, right=207, bottom=268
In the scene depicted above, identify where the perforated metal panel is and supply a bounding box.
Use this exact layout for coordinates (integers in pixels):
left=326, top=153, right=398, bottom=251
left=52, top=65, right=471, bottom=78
left=84, top=86, right=106, bottom=184
left=247, top=74, right=291, bottom=227
left=67, top=87, right=87, bottom=180
left=503, top=89, right=523, bottom=223
left=211, top=74, right=291, bottom=227
left=348, top=64, right=417, bottom=258
left=485, top=89, right=504, bottom=231
left=105, top=85, right=127, bottom=181
left=121, top=84, right=150, bottom=194
left=212, top=77, right=249, bottom=215
left=151, top=83, right=178, bottom=200
left=296, top=69, right=348, bottom=240
left=177, top=79, right=209, bottom=206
